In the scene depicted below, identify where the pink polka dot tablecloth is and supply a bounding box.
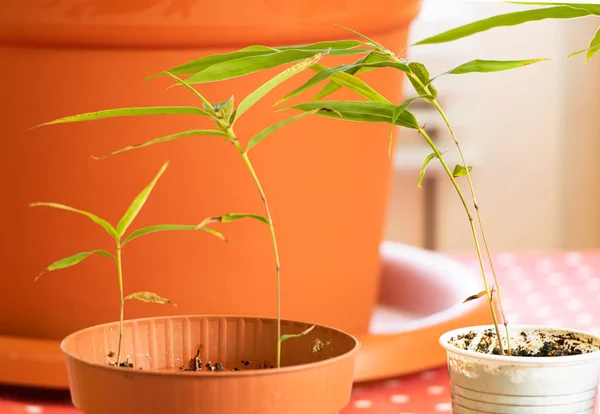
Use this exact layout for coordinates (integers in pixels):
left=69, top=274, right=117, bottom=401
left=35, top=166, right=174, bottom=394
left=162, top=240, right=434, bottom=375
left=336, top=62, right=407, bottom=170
left=2, top=250, right=600, bottom=414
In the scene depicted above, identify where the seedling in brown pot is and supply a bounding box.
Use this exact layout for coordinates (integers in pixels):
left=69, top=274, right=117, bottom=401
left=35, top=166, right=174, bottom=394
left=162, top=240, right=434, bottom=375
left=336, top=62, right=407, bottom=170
left=31, top=161, right=266, bottom=366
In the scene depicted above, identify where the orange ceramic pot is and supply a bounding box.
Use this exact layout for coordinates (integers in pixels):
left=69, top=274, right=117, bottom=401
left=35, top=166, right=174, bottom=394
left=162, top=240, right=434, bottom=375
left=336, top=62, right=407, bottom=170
left=62, top=315, right=359, bottom=414
left=0, top=1, right=420, bottom=351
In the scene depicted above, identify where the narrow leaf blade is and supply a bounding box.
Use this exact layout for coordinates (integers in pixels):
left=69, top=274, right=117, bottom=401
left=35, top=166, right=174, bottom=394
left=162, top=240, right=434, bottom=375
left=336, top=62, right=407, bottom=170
left=280, top=325, right=316, bottom=342
left=335, top=25, right=386, bottom=51
left=452, top=164, right=473, bottom=178
left=93, top=130, right=228, bottom=160
left=124, top=291, right=177, bottom=306
left=235, top=52, right=327, bottom=122
left=417, top=153, right=438, bottom=189
left=164, top=72, right=213, bottom=108
left=439, top=58, right=549, bottom=77
left=587, top=26, right=600, bottom=60
left=32, top=107, right=209, bottom=128
left=413, top=6, right=591, bottom=46
left=389, top=97, right=422, bottom=156
left=463, top=290, right=489, bottom=304
left=196, top=213, right=269, bottom=229
left=117, top=162, right=169, bottom=237
left=246, top=111, right=317, bottom=152
left=30, top=202, right=117, bottom=238
left=276, top=40, right=364, bottom=51
left=36, top=250, right=115, bottom=281
left=123, top=224, right=227, bottom=244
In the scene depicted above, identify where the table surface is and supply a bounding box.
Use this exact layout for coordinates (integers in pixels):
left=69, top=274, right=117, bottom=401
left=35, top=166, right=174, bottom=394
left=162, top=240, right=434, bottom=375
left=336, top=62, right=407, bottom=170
left=2, top=250, right=599, bottom=414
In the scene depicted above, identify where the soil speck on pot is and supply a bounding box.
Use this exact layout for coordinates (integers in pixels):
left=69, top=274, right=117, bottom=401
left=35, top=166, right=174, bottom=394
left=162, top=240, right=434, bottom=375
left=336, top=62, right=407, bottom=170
left=449, top=328, right=600, bottom=357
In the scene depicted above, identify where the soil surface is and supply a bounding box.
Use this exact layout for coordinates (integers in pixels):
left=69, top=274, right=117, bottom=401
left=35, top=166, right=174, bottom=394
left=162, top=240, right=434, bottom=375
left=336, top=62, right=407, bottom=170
left=449, top=328, right=600, bottom=357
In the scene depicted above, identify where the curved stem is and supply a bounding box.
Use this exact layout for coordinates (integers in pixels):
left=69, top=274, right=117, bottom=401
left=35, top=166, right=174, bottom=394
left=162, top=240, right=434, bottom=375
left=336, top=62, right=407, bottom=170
left=417, top=127, right=505, bottom=355
left=116, top=243, right=125, bottom=365
left=230, top=137, right=282, bottom=368
left=429, top=100, right=511, bottom=355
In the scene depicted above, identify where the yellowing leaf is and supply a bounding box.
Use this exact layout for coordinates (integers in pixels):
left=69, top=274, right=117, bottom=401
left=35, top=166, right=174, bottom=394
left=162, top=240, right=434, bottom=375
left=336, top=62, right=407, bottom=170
left=36, top=250, right=115, bottom=281
left=30, top=202, right=118, bottom=239
left=124, top=291, right=177, bottom=306
left=280, top=325, right=315, bottom=342
left=463, top=290, right=489, bottom=304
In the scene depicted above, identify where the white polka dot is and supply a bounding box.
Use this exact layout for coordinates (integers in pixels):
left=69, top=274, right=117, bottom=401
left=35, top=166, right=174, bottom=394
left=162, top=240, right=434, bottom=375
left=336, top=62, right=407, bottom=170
left=577, top=313, right=593, bottom=326
left=515, top=278, right=533, bottom=294
left=534, top=306, right=552, bottom=318
left=546, top=272, right=564, bottom=287
left=354, top=399, right=373, bottom=409
left=557, top=286, right=572, bottom=299
left=536, top=259, right=553, bottom=273
left=527, top=292, right=544, bottom=306
left=25, top=407, right=43, bottom=414
left=507, top=266, right=525, bottom=281
left=578, top=265, right=594, bottom=280
left=427, top=385, right=445, bottom=395
left=565, top=252, right=583, bottom=267
left=497, top=252, right=515, bottom=266
left=566, top=298, right=583, bottom=312
left=587, top=278, right=600, bottom=292
left=390, top=394, right=410, bottom=404
left=435, top=402, right=453, bottom=412
left=419, top=370, right=437, bottom=380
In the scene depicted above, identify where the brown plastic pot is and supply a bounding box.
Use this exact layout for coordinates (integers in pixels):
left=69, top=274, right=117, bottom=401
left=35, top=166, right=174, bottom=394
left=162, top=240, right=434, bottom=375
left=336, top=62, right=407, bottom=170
left=1, top=0, right=421, bottom=353
left=62, top=315, right=359, bottom=414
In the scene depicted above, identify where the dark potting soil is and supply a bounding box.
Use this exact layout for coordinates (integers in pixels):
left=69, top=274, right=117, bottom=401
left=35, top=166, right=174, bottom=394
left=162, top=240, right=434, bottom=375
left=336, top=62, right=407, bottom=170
left=450, top=329, right=599, bottom=357
left=178, top=347, right=275, bottom=372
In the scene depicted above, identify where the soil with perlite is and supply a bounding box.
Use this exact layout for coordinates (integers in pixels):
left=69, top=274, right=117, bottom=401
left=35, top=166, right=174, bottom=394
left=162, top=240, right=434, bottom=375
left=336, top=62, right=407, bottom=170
left=449, top=328, right=600, bottom=356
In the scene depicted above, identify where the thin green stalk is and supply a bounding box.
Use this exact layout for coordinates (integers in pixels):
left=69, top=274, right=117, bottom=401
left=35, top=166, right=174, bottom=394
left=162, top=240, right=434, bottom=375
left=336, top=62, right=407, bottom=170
left=430, top=100, right=512, bottom=355
left=230, top=135, right=282, bottom=368
left=417, top=126, right=506, bottom=355
left=116, top=243, right=125, bottom=365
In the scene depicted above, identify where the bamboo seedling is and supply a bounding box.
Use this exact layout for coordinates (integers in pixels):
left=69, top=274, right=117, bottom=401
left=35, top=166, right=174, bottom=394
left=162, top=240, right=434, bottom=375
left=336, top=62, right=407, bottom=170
left=31, top=161, right=266, bottom=366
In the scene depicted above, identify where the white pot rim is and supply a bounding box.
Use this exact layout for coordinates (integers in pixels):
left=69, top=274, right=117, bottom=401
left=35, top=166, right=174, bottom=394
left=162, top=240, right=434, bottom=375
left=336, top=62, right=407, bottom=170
left=440, top=324, right=600, bottom=366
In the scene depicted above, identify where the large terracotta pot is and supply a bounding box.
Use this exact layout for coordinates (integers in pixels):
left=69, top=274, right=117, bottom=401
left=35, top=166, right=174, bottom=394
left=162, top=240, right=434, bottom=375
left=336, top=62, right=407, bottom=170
left=0, top=1, right=420, bottom=346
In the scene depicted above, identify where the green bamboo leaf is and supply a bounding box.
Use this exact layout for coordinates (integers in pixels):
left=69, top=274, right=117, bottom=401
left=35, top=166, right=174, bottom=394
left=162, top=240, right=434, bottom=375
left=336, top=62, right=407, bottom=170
left=196, top=213, right=269, bottom=229
left=36, top=250, right=115, bottom=281
left=313, top=51, right=390, bottom=101
left=568, top=44, right=600, bottom=59
left=452, top=164, right=473, bottom=178
left=407, top=62, right=437, bottom=100
left=413, top=6, right=592, bottom=46
left=246, top=111, right=318, bottom=153
left=164, top=72, right=213, bottom=108
left=92, top=130, right=228, bottom=160
left=31, top=107, right=210, bottom=129
left=389, top=97, right=423, bottom=156
left=280, top=325, right=315, bottom=343
left=417, top=153, right=438, bottom=189
left=276, top=40, right=365, bottom=50
left=586, top=26, right=600, bottom=60
left=508, top=2, right=600, bottom=14
left=234, top=52, right=327, bottom=123
left=289, top=101, right=420, bottom=129
left=117, top=162, right=169, bottom=238
left=434, top=58, right=549, bottom=79
left=185, top=49, right=363, bottom=84
left=148, top=45, right=277, bottom=78
left=335, top=25, right=386, bottom=51
left=123, top=224, right=227, bottom=245
left=124, top=291, right=177, bottom=306
left=30, top=202, right=118, bottom=239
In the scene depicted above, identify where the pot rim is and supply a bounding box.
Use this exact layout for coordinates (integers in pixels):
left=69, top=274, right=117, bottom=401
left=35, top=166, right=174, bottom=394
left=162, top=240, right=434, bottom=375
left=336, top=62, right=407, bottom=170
left=439, top=324, right=600, bottom=366
left=60, top=314, right=361, bottom=377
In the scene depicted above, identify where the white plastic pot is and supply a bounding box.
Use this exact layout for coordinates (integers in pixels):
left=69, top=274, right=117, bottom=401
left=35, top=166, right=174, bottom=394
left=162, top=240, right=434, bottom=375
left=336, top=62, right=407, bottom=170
left=440, top=325, right=600, bottom=414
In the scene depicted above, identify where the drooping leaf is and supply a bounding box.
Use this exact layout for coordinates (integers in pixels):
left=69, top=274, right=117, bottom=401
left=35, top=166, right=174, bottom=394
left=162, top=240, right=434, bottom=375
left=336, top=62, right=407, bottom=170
left=185, top=49, right=363, bottom=84
left=313, top=51, right=391, bottom=101
left=234, top=52, right=326, bottom=123
left=36, top=250, right=115, bottom=281
left=148, top=45, right=277, bottom=78
left=389, top=97, right=424, bottom=156
left=289, top=101, right=420, bottom=129
left=417, top=153, right=438, bottom=189
left=280, top=325, right=315, bottom=342
left=452, top=164, right=473, bottom=178
left=123, top=224, right=227, bottom=245
left=117, top=162, right=169, bottom=238
left=463, top=290, right=489, bottom=304
left=413, top=6, right=592, bottom=46
left=434, top=58, right=549, bottom=79
left=586, top=26, right=600, bottom=60
left=568, top=44, right=600, bottom=59
left=164, top=72, right=213, bottom=108
left=246, top=111, right=318, bottom=152
left=508, top=2, right=600, bottom=14
left=124, top=291, right=177, bottom=306
left=92, top=130, right=228, bottom=160
left=276, top=40, right=365, bottom=51
left=407, top=62, right=437, bottom=100
left=31, top=107, right=210, bottom=128
left=30, top=202, right=118, bottom=239
left=196, top=213, right=269, bottom=229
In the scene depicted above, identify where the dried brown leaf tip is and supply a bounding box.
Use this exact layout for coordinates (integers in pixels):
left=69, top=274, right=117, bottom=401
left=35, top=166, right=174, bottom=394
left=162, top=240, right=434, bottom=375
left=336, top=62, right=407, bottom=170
left=463, top=289, right=489, bottom=304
